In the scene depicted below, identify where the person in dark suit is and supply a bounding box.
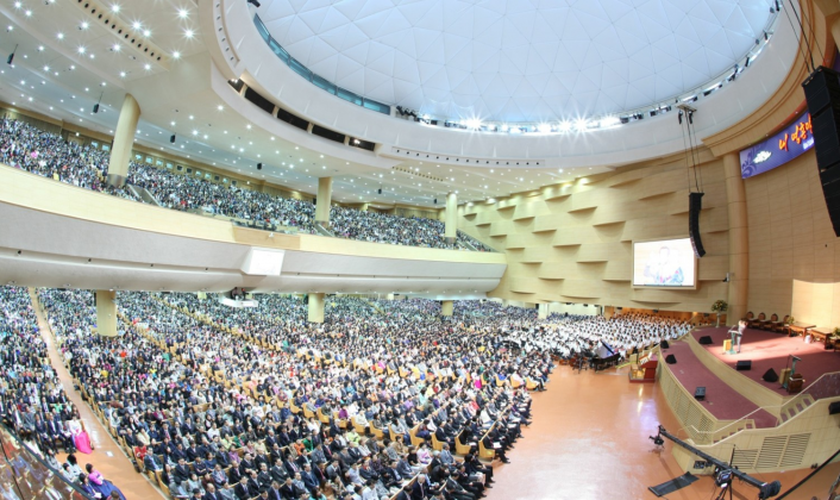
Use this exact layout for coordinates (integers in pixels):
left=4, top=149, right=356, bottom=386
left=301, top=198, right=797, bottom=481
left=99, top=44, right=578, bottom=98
left=233, top=476, right=255, bottom=500
left=410, top=474, right=429, bottom=500
left=202, top=483, right=221, bottom=500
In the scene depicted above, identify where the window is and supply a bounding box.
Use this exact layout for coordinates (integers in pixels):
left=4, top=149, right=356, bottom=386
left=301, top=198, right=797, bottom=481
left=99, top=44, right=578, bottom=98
left=145, top=156, right=153, bottom=164
left=186, top=167, right=192, bottom=174
left=156, top=159, right=163, bottom=166
left=176, top=165, right=183, bottom=171
left=166, top=163, right=173, bottom=170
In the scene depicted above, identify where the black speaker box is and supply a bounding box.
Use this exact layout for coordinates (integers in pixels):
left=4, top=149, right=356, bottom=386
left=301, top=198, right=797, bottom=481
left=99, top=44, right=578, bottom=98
left=698, top=336, right=713, bottom=345
left=689, top=192, right=706, bottom=257
left=665, top=354, right=676, bottom=364
left=660, top=340, right=669, bottom=349
left=736, top=360, right=752, bottom=371
left=803, top=66, right=840, bottom=235
left=829, top=401, right=840, bottom=415
left=694, top=387, right=706, bottom=401
left=762, top=368, right=778, bottom=383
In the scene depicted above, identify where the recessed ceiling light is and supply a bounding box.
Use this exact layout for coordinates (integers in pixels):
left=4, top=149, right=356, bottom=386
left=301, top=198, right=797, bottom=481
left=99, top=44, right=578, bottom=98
left=178, top=8, right=189, bottom=19
left=132, top=21, right=141, bottom=30
left=144, top=63, right=151, bottom=70
left=112, top=44, right=121, bottom=52
left=80, top=21, right=89, bottom=30
left=217, top=105, right=224, bottom=111
left=143, top=29, right=151, bottom=37
left=77, top=46, right=86, bottom=54
left=56, top=32, right=63, bottom=39
left=111, top=4, right=120, bottom=13
left=119, top=71, right=126, bottom=77
left=172, top=51, right=181, bottom=59
left=184, top=29, right=194, bottom=38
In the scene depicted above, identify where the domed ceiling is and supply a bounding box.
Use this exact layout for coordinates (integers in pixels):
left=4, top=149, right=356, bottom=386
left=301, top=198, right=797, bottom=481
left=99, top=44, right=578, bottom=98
left=256, top=0, right=777, bottom=123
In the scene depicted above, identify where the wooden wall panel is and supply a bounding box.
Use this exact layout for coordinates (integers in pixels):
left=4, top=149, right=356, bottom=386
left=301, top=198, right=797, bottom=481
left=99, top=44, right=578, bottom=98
left=461, top=153, right=731, bottom=311
left=744, top=148, right=840, bottom=327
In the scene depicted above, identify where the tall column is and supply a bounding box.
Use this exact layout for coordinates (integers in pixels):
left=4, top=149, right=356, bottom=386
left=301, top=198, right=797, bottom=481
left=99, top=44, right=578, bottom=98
left=107, top=94, right=141, bottom=188
left=723, top=152, right=749, bottom=326
left=307, top=293, right=325, bottom=323
left=95, top=290, right=117, bottom=337
left=445, top=192, right=457, bottom=244
left=538, top=303, right=549, bottom=319
left=441, top=300, right=453, bottom=317
left=315, top=177, right=332, bottom=226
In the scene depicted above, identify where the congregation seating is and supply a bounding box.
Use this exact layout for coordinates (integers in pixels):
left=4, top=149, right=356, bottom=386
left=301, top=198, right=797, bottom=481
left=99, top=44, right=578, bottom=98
left=0, top=117, right=493, bottom=252
left=0, top=286, right=705, bottom=500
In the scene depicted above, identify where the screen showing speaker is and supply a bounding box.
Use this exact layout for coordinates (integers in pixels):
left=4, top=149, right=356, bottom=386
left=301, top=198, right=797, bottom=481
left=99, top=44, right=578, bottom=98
left=632, top=238, right=697, bottom=288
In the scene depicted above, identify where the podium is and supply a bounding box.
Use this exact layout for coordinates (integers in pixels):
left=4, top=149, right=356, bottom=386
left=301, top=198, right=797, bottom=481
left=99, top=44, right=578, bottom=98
left=723, top=339, right=732, bottom=353
left=629, top=355, right=658, bottom=383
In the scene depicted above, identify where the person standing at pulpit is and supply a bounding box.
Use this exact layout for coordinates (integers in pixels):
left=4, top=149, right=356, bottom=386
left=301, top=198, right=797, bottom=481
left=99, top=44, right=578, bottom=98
left=736, top=320, right=747, bottom=353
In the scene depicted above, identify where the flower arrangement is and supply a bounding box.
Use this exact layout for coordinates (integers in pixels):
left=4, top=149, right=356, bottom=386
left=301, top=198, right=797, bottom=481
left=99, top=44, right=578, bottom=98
left=711, top=300, right=728, bottom=313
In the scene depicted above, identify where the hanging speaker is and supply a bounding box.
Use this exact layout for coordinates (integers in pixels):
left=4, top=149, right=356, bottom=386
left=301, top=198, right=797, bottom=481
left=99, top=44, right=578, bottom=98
left=92, top=103, right=100, bottom=114
left=689, top=192, right=706, bottom=257
left=257, top=163, right=262, bottom=170
left=377, top=188, right=382, bottom=195
left=803, top=66, right=840, bottom=236
left=170, top=134, right=176, bottom=144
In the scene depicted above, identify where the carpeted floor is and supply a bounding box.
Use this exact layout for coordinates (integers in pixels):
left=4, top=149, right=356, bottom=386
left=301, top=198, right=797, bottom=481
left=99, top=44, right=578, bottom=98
left=691, top=327, right=840, bottom=397
left=662, top=342, right=778, bottom=428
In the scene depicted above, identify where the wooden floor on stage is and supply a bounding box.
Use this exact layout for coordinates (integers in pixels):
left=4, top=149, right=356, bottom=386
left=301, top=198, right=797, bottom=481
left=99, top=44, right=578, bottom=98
left=691, top=327, right=840, bottom=396
left=487, top=365, right=840, bottom=500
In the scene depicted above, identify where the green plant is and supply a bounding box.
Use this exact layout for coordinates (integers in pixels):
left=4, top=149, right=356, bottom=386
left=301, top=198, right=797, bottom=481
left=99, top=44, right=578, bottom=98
left=788, top=315, right=795, bottom=325
left=711, top=300, right=728, bottom=313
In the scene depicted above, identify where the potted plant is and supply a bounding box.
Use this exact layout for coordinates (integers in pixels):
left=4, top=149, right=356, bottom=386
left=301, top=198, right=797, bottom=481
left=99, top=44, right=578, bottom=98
left=711, top=300, right=728, bottom=328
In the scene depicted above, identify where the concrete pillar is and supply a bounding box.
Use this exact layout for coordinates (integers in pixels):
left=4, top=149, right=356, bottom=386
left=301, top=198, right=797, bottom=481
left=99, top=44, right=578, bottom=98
left=107, top=94, right=141, bottom=188
left=723, top=152, right=749, bottom=326
left=307, top=293, right=325, bottom=323
left=445, top=192, right=457, bottom=244
left=441, top=300, right=453, bottom=317
left=95, top=290, right=117, bottom=337
left=315, top=177, right=332, bottom=225
left=538, top=303, right=549, bottom=319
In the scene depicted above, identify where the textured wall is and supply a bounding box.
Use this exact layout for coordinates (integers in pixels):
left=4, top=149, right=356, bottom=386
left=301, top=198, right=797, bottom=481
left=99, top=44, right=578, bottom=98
left=745, top=148, right=840, bottom=327
left=459, top=150, right=731, bottom=313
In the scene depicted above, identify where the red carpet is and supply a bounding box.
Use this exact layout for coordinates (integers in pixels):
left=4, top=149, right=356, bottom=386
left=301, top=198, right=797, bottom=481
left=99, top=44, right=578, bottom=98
left=662, top=342, right=778, bottom=428
left=691, top=327, right=840, bottom=397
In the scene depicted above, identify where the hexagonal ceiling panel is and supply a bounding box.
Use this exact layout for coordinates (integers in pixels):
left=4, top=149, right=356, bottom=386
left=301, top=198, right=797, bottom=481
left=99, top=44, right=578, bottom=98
left=256, top=0, right=775, bottom=123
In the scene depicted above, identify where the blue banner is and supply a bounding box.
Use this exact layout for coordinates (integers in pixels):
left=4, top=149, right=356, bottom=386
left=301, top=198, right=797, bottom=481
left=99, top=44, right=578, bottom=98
left=740, top=112, right=814, bottom=179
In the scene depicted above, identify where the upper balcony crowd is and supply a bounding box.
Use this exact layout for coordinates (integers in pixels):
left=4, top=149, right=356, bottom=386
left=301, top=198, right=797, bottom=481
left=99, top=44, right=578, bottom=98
left=0, top=117, right=493, bottom=252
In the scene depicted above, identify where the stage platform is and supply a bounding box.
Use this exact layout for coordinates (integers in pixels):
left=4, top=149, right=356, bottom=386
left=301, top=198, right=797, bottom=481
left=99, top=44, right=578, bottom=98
left=662, top=342, right=777, bottom=428
left=690, top=327, right=840, bottom=397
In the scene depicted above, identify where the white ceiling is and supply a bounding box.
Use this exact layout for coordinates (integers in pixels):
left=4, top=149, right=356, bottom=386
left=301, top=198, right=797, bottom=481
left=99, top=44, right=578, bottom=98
left=257, top=0, right=777, bottom=123
left=0, top=0, right=792, bottom=210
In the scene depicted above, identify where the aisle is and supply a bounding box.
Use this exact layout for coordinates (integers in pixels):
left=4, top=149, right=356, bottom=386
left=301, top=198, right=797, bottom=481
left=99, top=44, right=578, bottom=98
left=28, top=289, right=165, bottom=499
left=485, top=364, right=840, bottom=500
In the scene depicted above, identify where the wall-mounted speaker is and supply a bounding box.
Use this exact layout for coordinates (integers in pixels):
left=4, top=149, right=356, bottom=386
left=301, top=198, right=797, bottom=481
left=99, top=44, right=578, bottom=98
left=689, top=192, right=705, bottom=257
left=736, top=360, right=752, bottom=371
left=665, top=354, right=677, bottom=364
left=698, top=336, right=713, bottom=345
left=660, top=340, right=670, bottom=349
left=803, top=66, right=840, bottom=236
left=694, top=386, right=706, bottom=400
left=829, top=401, right=840, bottom=415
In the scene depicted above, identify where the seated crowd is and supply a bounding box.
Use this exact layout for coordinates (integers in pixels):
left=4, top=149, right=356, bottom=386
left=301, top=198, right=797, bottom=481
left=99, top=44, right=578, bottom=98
left=0, top=117, right=493, bottom=252
left=0, top=287, right=126, bottom=499
left=37, top=289, right=551, bottom=500
left=501, top=311, right=692, bottom=359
